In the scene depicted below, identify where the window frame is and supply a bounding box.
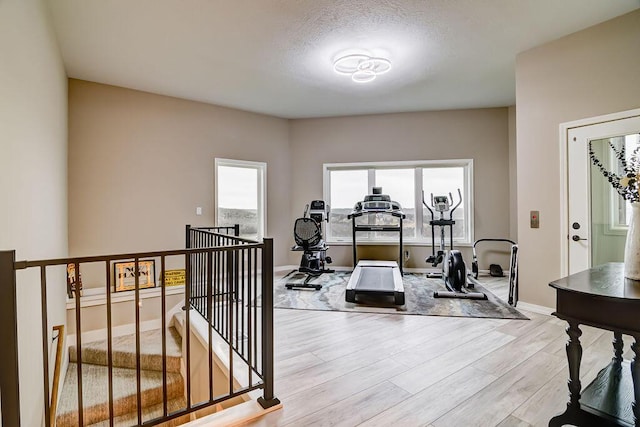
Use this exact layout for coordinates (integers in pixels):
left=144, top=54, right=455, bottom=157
left=605, top=136, right=635, bottom=235
left=214, top=158, right=267, bottom=240
left=322, top=159, right=474, bottom=245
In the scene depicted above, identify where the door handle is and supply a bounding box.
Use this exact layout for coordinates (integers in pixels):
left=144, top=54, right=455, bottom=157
left=571, top=235, right=587, bottom=242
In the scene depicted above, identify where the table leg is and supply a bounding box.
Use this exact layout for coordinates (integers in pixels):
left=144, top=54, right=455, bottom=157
left=566, top=321, right=583, bottom=407
left=550, top=321, right=584, bottom=427
left=631, top=336, right=640, bottom=425
left=613, top=331, right=624, bottom=365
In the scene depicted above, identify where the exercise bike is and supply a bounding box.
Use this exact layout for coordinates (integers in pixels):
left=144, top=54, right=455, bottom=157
left=285, top=200, right=334, bottom=290
left=423, top=190, right=486, bottom=300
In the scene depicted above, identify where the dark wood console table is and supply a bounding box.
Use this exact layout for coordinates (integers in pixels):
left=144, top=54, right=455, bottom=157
left=549, top=263, right=640, bottom=427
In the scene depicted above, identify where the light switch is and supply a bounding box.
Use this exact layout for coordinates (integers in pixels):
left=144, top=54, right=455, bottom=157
left=530, top=210, right=539, bottom=228
left=196, top=207, right=202, bottom=216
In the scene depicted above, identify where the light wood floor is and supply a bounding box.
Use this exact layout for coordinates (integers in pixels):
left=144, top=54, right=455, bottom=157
left=247, top=281, right=622, bottom=427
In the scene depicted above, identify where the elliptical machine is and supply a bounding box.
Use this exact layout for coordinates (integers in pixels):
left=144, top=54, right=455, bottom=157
left=423, top=189, right=486, bottom=300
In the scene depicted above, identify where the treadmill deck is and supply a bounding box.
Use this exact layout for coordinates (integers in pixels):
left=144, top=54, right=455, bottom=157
left=346, top=260, right=405, bottom=305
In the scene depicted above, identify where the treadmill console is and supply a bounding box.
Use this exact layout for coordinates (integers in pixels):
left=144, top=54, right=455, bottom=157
left=363, top=194, right=391, bottom=203
left=361, top=200, right=401, bottom=211
left=353, top=191, right=402, bottom=213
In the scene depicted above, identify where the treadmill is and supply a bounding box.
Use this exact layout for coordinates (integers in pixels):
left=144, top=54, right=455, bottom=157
left=345, top=188, right=406, bottom=305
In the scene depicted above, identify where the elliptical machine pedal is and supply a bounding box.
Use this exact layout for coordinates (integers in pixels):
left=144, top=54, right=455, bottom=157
left=433, top=250, right=487, bottom=300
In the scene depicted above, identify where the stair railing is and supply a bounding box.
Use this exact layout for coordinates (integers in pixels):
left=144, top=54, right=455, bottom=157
left=0, top=229, right=278, bottom=427
left=185, top=225, right=280, bottom=410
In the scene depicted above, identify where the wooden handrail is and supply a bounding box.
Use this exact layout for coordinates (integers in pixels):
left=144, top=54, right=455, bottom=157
left=49, top=324, right=64, bottom=427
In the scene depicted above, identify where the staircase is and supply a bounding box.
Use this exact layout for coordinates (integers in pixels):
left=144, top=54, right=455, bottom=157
left=56, top=327, right=190, bottom=426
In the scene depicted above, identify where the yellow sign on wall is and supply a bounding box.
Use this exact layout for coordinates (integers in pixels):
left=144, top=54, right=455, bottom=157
left=164, top=269, right=186, bottom=287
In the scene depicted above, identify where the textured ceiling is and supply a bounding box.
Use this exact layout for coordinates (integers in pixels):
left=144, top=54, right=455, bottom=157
left=48, top=0, right=639, bottom=119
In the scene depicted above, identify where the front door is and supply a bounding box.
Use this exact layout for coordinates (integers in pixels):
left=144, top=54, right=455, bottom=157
left=567, top=114, right=640, bottom=274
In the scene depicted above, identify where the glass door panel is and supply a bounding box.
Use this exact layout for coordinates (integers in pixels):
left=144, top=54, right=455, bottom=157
left=589, top=134, right=640, bottom=266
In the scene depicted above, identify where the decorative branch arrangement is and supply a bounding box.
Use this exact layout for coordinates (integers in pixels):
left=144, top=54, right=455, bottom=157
left=589, top=137, right=640, bottom=203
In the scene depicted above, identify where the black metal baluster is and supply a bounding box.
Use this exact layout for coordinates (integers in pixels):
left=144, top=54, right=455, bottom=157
left=134, top=259, right=142, bottom=424
left=39, top=266, right=50, bottom=427
left=161, top=255, right=168, bottom=417
left=105, top=261, right=114, bottom=427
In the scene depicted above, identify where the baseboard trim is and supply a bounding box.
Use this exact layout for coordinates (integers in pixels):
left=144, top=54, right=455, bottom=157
left=274, top=265, right=298, bottom=274
left=515, top=301, right=554, bottom=316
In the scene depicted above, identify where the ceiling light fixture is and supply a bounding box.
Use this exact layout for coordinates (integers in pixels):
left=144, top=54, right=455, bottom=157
left=333, top=54, right=391, bottom=83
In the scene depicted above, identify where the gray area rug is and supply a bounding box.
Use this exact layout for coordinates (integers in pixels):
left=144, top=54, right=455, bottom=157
left=276, top=271, right=528, bottom=320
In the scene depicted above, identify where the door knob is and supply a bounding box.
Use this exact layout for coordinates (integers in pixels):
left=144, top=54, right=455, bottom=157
left=571, top=235, right=587, bottom=242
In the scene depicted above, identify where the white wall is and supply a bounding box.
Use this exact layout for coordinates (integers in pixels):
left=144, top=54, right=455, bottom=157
left=516, top=9, right=640, bottom=308
left=0, top=0, right=68, bottom=424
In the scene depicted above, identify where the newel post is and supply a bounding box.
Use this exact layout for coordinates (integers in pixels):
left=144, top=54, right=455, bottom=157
left=0, top=250, right=21, bottom=426
left=258, top=238, right=280, bottom=409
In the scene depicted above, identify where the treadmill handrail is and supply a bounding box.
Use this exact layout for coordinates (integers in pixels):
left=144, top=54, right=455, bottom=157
left=349, top=208, right=405, bottom=275
left=347, top=209, right=406, bottom=220
left=353, top=225, right=405, bottom=232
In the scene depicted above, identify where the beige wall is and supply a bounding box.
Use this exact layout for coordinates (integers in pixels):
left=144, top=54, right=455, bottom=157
left=68, top=81, right=514, bottom=284
left=0, top=0, right=68, bottom=424
left=508, top=106, right=517, bottom=241
left=289, top=108, right=512, bottom=269
left=68, top=80, right=291, bottom=268
left=516, top=9, right=640, bottom=308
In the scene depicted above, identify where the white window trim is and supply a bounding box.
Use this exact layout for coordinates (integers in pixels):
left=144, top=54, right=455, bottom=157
left=214, top=158, right=267, bottom=239
left=322, top=159, right=474, bottom=246
left=602, top=140, right=630, bottom=236
left=608, top=188, right=628, bottom=236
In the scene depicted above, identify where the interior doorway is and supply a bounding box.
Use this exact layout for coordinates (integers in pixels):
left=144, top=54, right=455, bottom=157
left=561, top=109, right=640, bottom=275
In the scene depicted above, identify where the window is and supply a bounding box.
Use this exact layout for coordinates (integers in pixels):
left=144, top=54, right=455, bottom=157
left=323, top=159, right=473, bottom=244
left=422, top=166, right=467, bottom=241
left=608, top=134, right=640, bottom=232
left=215, top=158, right=266, bottom=240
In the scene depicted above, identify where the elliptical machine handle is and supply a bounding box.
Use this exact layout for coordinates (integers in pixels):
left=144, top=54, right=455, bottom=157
left=422, top=190, right=434, bottom=217
left=449, top=189, right=463, bottom=220
left=303, top=204, right=310, bottom=218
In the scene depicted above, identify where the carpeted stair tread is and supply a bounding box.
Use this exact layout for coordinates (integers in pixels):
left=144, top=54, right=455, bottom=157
left=88, top=397, right=190, bottom=427
left=69, top=327, right=182, bottom=373
left=56, top=362, right=184, bottom=426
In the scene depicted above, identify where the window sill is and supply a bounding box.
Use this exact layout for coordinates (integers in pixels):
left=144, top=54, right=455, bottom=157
left=66, top=285, right=185, bottom=309
left=605, top=225, right=628, bottom=236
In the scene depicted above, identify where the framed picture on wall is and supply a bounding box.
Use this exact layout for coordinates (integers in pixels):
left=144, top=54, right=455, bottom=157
left=113, top=260, right=156, bottom=292
left=163, top=269, right=186, bottom=287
